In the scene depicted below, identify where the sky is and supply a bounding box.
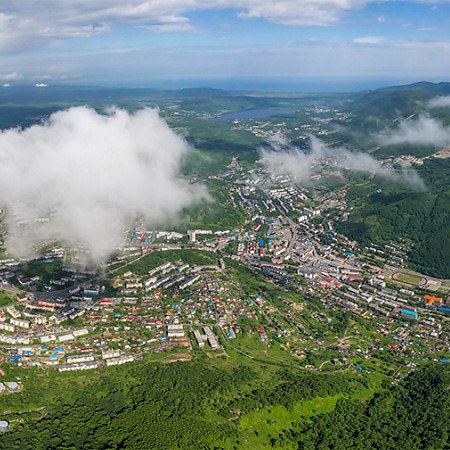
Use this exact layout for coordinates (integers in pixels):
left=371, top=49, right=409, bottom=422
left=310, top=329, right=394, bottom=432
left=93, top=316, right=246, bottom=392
left=1, top=0, right=450, bottom=90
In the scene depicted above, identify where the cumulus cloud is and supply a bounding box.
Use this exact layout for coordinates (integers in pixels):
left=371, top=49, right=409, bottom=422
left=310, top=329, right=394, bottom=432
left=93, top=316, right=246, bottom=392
left=261, top=135, right=425, bottom=190
left=0, top=1, right=376, bottom=52
left=376, top=114, right=450, bottom=147
left=427, top=95, right=450, bottom=108
left=0, top=107, right=206, bottom=262
left=234, top=0, right=366, bottom=26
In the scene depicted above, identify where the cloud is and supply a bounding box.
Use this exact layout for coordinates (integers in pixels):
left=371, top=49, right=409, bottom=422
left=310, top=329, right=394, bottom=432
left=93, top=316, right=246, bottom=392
left=0, top=1, right=382, bottom=52
left=0, top=107, right=206, bottom=262
left=0, top=4, right=449, bottom=81
left=376, top=114, right=450, bottom=147
left=353, top=36, right=386, bottom=44
left=32, top=73, right=82, bottom=81
left=427, top=95, right=450, bottom=108
left=418, top=26, right=437, bottom=32
left=235, top=0, right=367, bottom=26
left=0, top=72, right=23, bottom=81
left=261, top=135, right=425, bottom=190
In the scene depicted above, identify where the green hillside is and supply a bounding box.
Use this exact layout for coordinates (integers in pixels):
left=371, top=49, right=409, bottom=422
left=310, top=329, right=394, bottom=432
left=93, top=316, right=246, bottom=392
left=331, top=82, right=450, bottom=155
left=349, top=81, right=450, bottom=126
left=338, top=158, right=450, bottom=278
left=0, top=360, right=446, bottom=450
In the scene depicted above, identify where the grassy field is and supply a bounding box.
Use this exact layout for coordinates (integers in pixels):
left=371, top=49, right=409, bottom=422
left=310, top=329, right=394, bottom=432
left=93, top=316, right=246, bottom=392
left=394, top=272, right=424, bottom=285
left=223, top=395, right=343, bottom=449
left=0, top=290, right=16, bottom=307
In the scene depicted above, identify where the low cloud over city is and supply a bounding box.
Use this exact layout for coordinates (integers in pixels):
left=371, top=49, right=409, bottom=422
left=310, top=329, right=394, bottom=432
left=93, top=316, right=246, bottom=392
left=261, top=135, right=425, bottom=190
left=376, top=114, right=450, bottom=148
left=0, top=107, right=206, bottom=262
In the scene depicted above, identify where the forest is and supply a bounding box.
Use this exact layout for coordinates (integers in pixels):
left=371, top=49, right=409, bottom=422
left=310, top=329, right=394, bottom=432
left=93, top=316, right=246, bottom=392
left=338, top=158, right=450, bottom=278
left=0, top=359, right=447, bottom=449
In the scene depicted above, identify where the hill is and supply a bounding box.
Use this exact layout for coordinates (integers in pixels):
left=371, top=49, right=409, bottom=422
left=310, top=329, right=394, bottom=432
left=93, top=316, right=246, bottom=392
left=338, top=157, right=450, bottom=278
left=349, top=81, right=450, bottom=123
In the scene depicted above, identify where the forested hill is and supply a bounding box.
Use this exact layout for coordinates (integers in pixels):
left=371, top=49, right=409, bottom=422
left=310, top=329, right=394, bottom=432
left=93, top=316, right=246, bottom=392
left=349, top=81, right=450, bottom=126
left=335, top=82, right=450, bottom=278
left=338, top=158, right=450, bottom=278
left=0, top=362, right=447, bottom=449
left=295, top=364, right=449, bottom=450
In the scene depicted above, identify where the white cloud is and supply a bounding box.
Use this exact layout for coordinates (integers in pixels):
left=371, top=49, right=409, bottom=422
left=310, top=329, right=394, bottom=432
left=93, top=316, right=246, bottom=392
left=427, top=95, right=450, bottom=108
left=0, top=1, right=381, bottom=52
left=0, top=1, right=449, bottom=55
left=353, top=36, right=386, bottom=44
left=262, top=135, right=425, bottom=190
left=32, top=73, right=82, bottom=81
left=0, top=107, right=206, bottom=262
left=376, top=114, right=450, bottom=147
left=0, top=7, right=450, bottom=81
left=235, top=0, right=367, bottom=26
left=418, top=26, right=437, bottom=31
left=0, top=72, right=23, bottom=81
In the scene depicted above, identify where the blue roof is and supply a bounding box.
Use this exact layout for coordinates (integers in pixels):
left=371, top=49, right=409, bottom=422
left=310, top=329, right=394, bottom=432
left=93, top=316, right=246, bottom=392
left=10, top=355, right=21, bottom=360
left=401, top=309, right=418, bottom=317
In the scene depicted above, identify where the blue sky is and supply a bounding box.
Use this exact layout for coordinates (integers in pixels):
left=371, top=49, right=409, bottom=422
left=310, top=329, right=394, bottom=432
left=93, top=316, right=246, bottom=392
left=1, top=1, right=450, bottom=90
